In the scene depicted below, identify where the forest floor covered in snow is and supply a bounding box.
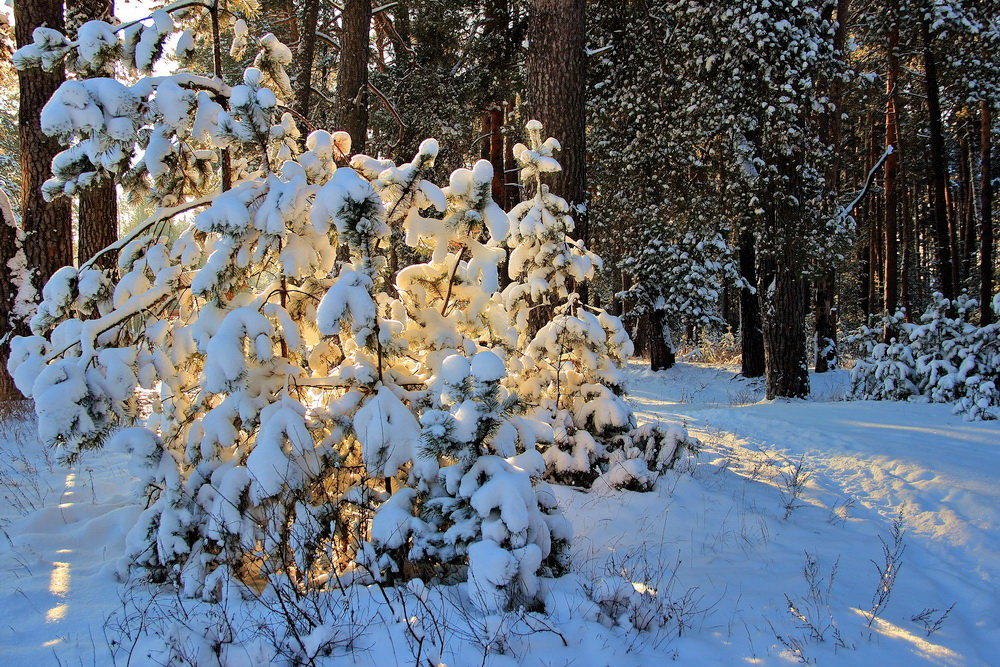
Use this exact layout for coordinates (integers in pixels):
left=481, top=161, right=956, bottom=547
left=0, top=361, right=997, bottom=665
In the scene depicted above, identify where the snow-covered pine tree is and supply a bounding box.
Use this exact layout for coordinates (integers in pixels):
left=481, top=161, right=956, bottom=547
left=10, top=15, right=572, bottom=606
left=349, top=147, right=570, bottom=612
left=619, top=230, right=740, bottom=371
left=503, top=121, right=697, bottom=489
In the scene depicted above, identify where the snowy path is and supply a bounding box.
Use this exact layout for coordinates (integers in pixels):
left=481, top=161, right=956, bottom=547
left=0, top=444, right=138, bottom=664
left=623, top=362, right=1000, bottom=664
left=627, top=364, right=1000, bottom=583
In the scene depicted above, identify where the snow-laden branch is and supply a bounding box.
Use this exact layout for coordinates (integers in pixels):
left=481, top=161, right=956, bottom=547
left=80, top=195, right=216, bottom=271
left=833, top=145, right=894, bottom=225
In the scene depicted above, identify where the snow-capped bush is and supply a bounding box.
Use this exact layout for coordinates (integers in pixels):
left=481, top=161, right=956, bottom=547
left=598, top=422, right=700, bottom=492
left=849, top=293, right=1000, bottom=420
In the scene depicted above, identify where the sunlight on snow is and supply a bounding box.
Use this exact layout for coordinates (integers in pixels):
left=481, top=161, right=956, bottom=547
left=46, top=474, right=78, bottom=623
left=58, top=472, right=77, bottom=509
left=852, top=609, right=963, bottom=664
left=844, top=421, right=993, bottom=444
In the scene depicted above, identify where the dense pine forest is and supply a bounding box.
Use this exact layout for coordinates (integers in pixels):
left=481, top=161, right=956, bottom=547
left=0, top=0, right=997, bottom=664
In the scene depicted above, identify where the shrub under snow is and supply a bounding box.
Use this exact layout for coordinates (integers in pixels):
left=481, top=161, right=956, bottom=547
left=849, top=293, right=1000, bottom=421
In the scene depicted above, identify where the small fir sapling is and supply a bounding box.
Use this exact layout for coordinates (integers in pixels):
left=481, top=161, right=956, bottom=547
left=346, top=143, right=569, bottom=611
left=503, top=121, right=698, bottom=488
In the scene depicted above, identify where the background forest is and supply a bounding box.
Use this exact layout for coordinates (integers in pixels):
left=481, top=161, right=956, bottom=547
left=2, top=0, right=997, bottom=407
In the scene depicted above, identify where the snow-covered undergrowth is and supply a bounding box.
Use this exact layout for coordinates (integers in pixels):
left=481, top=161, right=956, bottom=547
left=849, top=293, right=1000, bottom=420
left=2, top=362, right=997, bottom=665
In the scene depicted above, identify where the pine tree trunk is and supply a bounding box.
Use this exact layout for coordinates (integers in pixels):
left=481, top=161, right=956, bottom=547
left=958, top=133, right=974, bottom=286
left=870, top=188, right=883, bottom=313
left=922, top=19, right=955, bottom=301
left=859, top=237, right=871, bottom=318
left=883, top=0, right=900, bottom=339
left=901, top=184, right=912, bottom=318
left=489, top=108, right=506, bottom=209
left=66, top=0, right=118, bottom=268
left=14, top=0, right=73, bottom=305
left=815, top=0, right=850, bottom=372
left=294, top=0, right=321, bottom=121
left=815, top=272, right=837, bottom=372
left=77, top=184, right=118, bottom=267
left=760, top=262, right=809, bottom=399
left=648, top=308, right=675, bottom=371
left=945, top=175, right=961, bottom=294
left=981, top=102, right=995, bottom=324
left=526, top=0, right=587, bottom=246
left=334, top=0, right=372, bottom=152
left=739, top=231, right=765, bottom=377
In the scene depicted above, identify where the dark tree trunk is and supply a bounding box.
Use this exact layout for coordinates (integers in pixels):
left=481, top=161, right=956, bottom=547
left=335, top=0, right=372, bottom=153
left=14, top=0, right=73, bottom=300
left=815, top=273, right=837, bottom=372
left=945, top=174, right=961, bottom=295
left=870, top=190, right=883, bottom=313
left=294, top=0, right=321, bottom=121
left=958, top=134, right=975, bottom=286
left=922, top=19, right=955, bottom=301
left=67, top=0, right=118, bottom=269
left=901, top=184, right=912, bottom=318
left=526, top=0, right=587, bottom=245
left=480, top=108, right=508, bottom=210
left=208, top=1, right=232, bottom=191
left=9, top=0, right=73, bottom=397
left=859, top=236, right=872, bottom=318
left=504, top=99, right=519, bottom=205
left=648, top=308, right=675, bottom=371
left=815, top=0, right=850, bottom=372
left=77, top=185, right=118, bottom=267
left=739, top=231, right=765, bottom=377
left=982, top=102, right=995, bottom=324
left=759, top=145, right=810, bottom=399
left=760, top=261, right=809, bottom=400
left=882, top=0, right=900, bottom=340
left=860, top=112, right=881, bottom=319
left=489, top=107, right=506, bottom=209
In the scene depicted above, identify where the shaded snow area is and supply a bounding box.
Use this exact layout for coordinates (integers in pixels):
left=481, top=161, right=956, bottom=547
left=1, top=363, right=998, bottom=665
